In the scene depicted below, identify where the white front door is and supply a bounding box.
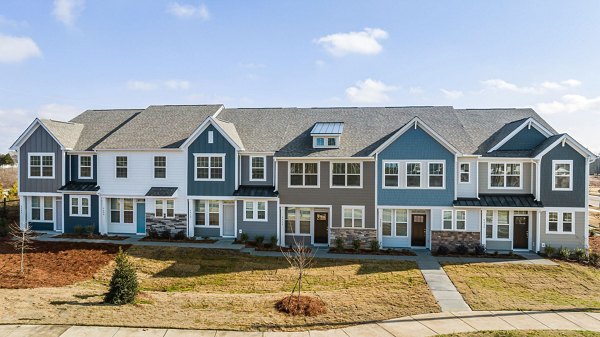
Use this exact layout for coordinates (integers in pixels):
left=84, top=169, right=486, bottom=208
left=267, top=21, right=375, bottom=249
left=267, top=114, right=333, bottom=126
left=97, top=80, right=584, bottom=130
left=222, top=204, right=235, bottom=237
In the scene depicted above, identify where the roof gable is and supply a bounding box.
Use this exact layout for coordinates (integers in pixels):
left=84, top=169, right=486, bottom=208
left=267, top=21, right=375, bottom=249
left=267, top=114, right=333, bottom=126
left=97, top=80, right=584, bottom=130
left=532, top=134, right=597, bottom=161
left=10, top=118, right=82, bottom=151
left=181, top=116, right=243, bottom=150
left=488, top=118, right=553, bottom=153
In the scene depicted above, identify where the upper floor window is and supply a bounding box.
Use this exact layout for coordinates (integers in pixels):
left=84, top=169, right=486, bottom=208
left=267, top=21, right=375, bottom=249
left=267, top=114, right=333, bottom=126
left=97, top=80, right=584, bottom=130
left=30, top=196, right=53, bottom=222
left=552, top=160, right=572, bottom=191
left=289, top=162, right=319, bottom=187
left=489, top=163, right=521, bottom=189
left=313, top=136, right=339, bottom=148
left=342, top=206, right=364, bottom=228
left=116, top=156, right=128, bottom=178
left=250, top=156, right=266, bottom=181
left=195, top=154, right=225, bottom=181
left=406, top=162, right=421, bottom=187
left=154, top=156, right=166, bottom=179
left=459, top=163, right=470, bottom=183
left=384, top=162, right=399, bottom=187
left=28, top=153, right=54, bottom=179
left=428, top=162, right=444, bottom=188
left=331, top=162, right=361, bottom=188
left=79, top=155, right=93, bottom=179
left=155, top=199, right=174, bottom=218
left=70, top=196, right=90, bottom=217
left=547, top=211, right=574, bottom=234
left=244, top=200, right=267, bottom=221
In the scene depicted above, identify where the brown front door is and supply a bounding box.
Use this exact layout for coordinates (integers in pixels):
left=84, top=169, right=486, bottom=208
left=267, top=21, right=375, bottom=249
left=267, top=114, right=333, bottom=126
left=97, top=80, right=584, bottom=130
left=314, top=212, right=328, bottom=244
left=411, top=214, right=426, bottom=247
left=513, top=216, right=529, bottom=249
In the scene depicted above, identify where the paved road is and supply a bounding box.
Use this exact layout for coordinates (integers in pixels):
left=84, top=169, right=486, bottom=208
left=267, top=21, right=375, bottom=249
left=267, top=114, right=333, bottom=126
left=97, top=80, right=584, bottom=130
left=2, top=311, right=600, bottom=336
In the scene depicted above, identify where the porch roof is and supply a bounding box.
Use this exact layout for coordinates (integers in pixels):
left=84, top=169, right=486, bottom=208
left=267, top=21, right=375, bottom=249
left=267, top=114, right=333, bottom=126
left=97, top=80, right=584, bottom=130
left=454, top=194, right=543, bottom=208
left=58, top=181, right=100, bottom=192
left=233, top=185, right=279, bottom=198
left=145, top=187, right=178, bottom=197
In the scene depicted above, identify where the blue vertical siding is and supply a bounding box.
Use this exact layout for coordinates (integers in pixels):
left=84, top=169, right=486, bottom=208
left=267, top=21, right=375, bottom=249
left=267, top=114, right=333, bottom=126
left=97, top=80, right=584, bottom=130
left=67, top=154, right=97, bottom=182
left=377, top=126, right=455, bottom=206
left=187, top=124, right=237, bottom=196
left=63, top=194, right=100, bottom=233
left=19, top=126, right=63, bottom=193
left=540, top=143, right=586, bottom=207
left=499, top=127, right=547, bottom=151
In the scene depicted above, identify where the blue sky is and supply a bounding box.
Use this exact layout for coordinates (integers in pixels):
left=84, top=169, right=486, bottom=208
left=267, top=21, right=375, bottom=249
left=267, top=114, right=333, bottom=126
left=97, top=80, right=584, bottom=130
left=1, top=0, right=600, bottom=153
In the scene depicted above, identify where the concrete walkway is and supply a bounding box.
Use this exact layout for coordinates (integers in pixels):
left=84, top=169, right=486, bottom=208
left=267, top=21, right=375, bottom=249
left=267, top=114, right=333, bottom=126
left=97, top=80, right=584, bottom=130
left=2, top=311, right=600, bottom=336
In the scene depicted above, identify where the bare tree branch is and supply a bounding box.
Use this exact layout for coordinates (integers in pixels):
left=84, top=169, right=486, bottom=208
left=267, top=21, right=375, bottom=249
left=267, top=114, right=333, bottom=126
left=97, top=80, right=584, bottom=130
left=9, top=222, right=34, bottom=274
left=281, top=236, right=317, bottom=310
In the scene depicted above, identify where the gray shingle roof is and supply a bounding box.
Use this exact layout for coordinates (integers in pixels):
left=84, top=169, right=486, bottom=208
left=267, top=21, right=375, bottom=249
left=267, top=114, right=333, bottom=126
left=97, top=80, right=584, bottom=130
left=69, top=109, right=142, bottom=151
left=94, top=105, right=223, bottom=149
left=39, top=119, right=84, bottom=150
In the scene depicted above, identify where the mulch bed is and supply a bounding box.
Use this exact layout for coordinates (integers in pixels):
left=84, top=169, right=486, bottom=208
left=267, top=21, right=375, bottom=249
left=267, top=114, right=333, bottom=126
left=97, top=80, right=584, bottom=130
left=139, top=237, right=217, bottom=244
left=0, top=240, right=129, bottom=289
left=275, top=295, right=327, bottom=316
left=591, top=236, right=600, bottom=254
left=328, top=248, right=416, bottom=256
left=433, top=252, right=525, bottom=259
left=235, top=241, right=312, bottom=253
left=52, top=233, right=129, bottom=240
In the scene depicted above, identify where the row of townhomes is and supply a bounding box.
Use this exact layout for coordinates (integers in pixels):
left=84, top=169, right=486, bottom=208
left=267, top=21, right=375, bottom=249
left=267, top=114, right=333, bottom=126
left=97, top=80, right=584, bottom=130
left=10, top=105, right=598, bottom=252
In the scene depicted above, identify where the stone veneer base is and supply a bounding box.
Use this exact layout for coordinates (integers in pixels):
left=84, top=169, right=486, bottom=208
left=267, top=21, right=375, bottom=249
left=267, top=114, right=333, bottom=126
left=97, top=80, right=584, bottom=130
left=329, top=227, right=377, bottom=248
left=430, top=230, right=481, bottom=252
left=146, top=213, right=188, bottom=235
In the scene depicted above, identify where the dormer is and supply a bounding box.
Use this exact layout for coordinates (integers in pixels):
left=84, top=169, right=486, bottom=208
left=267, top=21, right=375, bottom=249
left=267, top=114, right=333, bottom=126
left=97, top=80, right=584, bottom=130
left=311, top=122, right=344, bottom=149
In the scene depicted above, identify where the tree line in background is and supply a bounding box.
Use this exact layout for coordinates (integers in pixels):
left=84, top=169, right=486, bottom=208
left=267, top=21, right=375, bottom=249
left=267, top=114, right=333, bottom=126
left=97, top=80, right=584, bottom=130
left=0, top=153, right=15, bottom=166
left=592, top=159, right=600, bottom=175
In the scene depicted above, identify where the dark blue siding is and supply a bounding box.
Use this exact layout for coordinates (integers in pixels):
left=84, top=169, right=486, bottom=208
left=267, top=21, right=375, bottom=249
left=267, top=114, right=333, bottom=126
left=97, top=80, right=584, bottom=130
left=19, top=126, right=63, bottom=193
left=63, top=194, right=100, bottom=233
left=378, top=126, right=455, bottom=206
left=499, top=127, right=547, bottom=151
left=67, top=154, right=97, bottom=182
left=30, top=222, right=54, bottom=231
left=187, top=124, right=237, bottom=196
left=540, top=143, right=586, bottom=207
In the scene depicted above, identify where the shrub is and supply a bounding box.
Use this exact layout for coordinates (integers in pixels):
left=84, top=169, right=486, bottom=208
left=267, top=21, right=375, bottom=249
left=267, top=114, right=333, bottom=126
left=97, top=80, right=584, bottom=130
left=370, top=240, right=380, bottom=252
left=240, top=233, right=249, bottom=243
left=104, top=247, right=138, bottom=305
left=544, top=245, right=556, bottom=257
left=84, top=224, right=95, bottom=235
left=0, top=218, right=8, bottom=237
left=558, top=247, right=571, bottom=260
left=474, top=243, right=486, bottom=255
left=436, top=245, right=449, bottom=255
left=147, top=228, right=159, bottom=239
left=352, top=239, right=361, bottom=252
left=335, top=237, right=345, bottom=251
left=269, top=235, right=278, bottom=248
left=589, top=252, right=600, bottom=267
left=173, top=230, right=186, bottom=240
left=255, top=235, right=265, bottom=247
left=74, top=225, right=85, bottom=235
left=574, top=248, right=588, bottom=263
left=160, top=229, right=172, bottom=240
left=455, top=244, right=469, bottom=255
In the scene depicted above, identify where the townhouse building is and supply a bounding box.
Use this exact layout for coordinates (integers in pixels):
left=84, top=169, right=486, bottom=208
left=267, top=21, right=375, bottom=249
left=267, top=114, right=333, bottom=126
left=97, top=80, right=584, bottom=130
left=10, top=105, right=597, bottom=252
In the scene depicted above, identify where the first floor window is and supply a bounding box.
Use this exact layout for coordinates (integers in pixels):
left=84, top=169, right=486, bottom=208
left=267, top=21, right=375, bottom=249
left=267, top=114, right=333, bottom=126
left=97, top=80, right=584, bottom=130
left=456, top=210, right=466, bottom=230
left=194, top=200, right=220, bottom=226
left=343, top=206, right=364, bottom=228
left=459, top=163, right=470, bottom=183
left=79, top=155, right=92, bottom=179
left=553, top=161, right=572, bottom=190
left=381, top=209, right=408, bottom=237
left=289, top=162, right=318, bottom=186
left=382, top=209, right=392, bottom=236
left=406, top=162, right=421, bottom=187
left=443, top=210, right=453, bottom=230
left=30, top=196, right=53, bottom=221
left=384, top=162, right=399, bottom=187
left=70, top=196, right=90, bottom=217
left=110, top=198, right=134, bottom=224
left=195, top=154, right=224, bottom=180
left=154, top=156, right=166, bottom=179
left=547, top=211, right=574, bottom=234
left=244, top=200, right=267, bottom=221
left=285, top=207, right=311, bottom=235
left=497, top=210, right=510, bottom=239
left=485, top=210, right=493, bottom=239
left=116, top=156, right=128, bottom=178
left=428, top=163, right=444, bottom=188
left=155, top=199, right=174, bottom=218
left=29, top=153, right=54, bottom=178
left=441, top=210, right=466, bottom=231
left=332, top=162, right=361, bottom=187
left=250, top=156, right=266, bottom=181
left=484, top=210, right=510, bottom=240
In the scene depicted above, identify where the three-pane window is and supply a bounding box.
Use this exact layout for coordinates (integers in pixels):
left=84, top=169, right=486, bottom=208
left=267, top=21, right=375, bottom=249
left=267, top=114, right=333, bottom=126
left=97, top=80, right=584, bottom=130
left=331, top=162, right=361, bottom=187
left=29, top=153, right=54, bottom=178
left=154, top=156, right=166, bottom=179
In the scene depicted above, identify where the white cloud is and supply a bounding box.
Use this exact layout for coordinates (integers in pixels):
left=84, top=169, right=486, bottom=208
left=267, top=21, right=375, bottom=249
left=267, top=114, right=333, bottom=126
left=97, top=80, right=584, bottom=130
left=52, top=0, right=85, bottom=27
left=481, top=78, right=582, bottom=94
left=536, top=94, right=600, bottom=115
left=164, top=79, right=190, bottom=90
left=38, top=103, right=81, bottom=120
left=0, top=34, right=42, bottom=63
left=167, top=2, right=210, bottom=20
left=315, top=28, right=388, bottom=57
left=127, top=80, right=159, bottom=91
left=440, top=89, right=463, bottom=99
left=345, top=78, right=399, bottom=103
left=127, top=80, right=191, bottom=91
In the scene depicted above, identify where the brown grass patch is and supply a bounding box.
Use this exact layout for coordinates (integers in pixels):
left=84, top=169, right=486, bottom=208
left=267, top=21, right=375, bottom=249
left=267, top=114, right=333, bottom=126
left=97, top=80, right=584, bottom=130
left=591, top=236, right=600, bottom=254
left=0, top=240, right=128, bottom=288
left=275, top=295, right=327, bottom=316
left=439, top=330, right=600, bottom=337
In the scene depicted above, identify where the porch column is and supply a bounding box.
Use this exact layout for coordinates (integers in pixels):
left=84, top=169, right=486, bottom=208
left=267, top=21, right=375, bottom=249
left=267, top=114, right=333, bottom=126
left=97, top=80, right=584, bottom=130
left=19, top=196, right=27, bottom=229
left=187, top=199, right=194, bottom=237
left=98, top=197, right=108, bottom=234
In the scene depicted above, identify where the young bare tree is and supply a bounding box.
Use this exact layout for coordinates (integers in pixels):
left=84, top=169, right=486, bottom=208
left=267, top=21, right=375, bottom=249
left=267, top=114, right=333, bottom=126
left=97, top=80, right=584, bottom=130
left=281, top=237, right=317, bottom=311
left=9, top=222, right=34, bottom=274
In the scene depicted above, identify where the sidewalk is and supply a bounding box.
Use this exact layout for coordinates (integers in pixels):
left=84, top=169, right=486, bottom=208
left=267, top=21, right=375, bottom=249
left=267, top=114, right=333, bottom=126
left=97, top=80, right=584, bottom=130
left=2, top=311, right=599, bottom=336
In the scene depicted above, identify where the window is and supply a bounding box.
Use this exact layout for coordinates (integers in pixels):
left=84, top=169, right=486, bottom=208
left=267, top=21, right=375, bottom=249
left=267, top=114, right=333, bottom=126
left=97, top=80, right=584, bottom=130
left=79, top=155, right=92, bottom=179
left=70, top=196, right=90, bottom=217
left=208, top=131, right=214, bottom=144
left=459, top=163, right=470, bottom=183
left=547, top=211, right=575, bottom=234
left=195, top=154, right=225, bottom=181
left=194, top=200, right=220, bottom=227
left=485, top=210, right=493, bottom=239
left=497, top=211, right=510, bottom=239
left=456, top=210, right=466, bottom=230
left=313, top=136, right=339, bottom=148
left=331, top=162, right=361, bottom=187
left=154, top=156, right=166, bottom=179
left=155, top=199, right=174, bottom=218
left=289, top=162, right=318, bottom=187
left=381, top=209, right=408, bottom=237
left=250, top=156, right=266, bottom=181
left=328, top=138, right=337, bottom=146
left=109, top=198, right=133, bottom=224
left=443, top=210, right=453, bottom=230
left=490, top=163, right=521, bottom=188
left=285, top=207, right=311, bottom=235
left=28, top=153, right=54, bottom=178
left=116, top=156, right=128, bottom=178
left=441, top=210, right=466, bottom=231
left=384, top=162, right=399, bottom=187
left=428, top=162, right=444, bottom=188
left=381, top=209, right=392, bottom=236
left=406, top=163, right=421, bottom=187
left=342, top=206, right=364, bottom=228
left=484, top=210, right=511, bottom=240
left=244, top=200, right=267, bottom=221
left=553, top=160, right=572, bottom=191
left=316, top=138, right=325, bottom=147
left=30, top=196, right=53, bottom=221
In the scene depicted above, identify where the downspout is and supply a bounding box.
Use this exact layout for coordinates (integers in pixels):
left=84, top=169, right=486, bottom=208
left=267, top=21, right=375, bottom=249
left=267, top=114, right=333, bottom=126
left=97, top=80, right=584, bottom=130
left=536, top=210, right=541, bottom=253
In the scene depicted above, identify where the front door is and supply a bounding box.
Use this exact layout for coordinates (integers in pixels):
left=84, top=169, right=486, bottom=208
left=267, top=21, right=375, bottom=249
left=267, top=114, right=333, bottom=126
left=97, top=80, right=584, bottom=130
left=513, top=216, right=529, bottom=249
left=222, top=204, right=235, bottom=237
left=314, top=212, right=328, bottom=244
left=411, top=214, right=426, bottom=247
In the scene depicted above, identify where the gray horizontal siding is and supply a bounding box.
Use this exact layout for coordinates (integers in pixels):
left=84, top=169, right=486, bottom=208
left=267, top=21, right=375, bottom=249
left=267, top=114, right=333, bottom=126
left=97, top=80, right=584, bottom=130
left=240, top=155, right=274, bottom=186
left=236, top=200, right=278, bottom=240
left=539, top=144, right=586, bottom=207
left=485, top=240, right=512, bottom=251
left=284, top=235, right=311, bottom=247
left=194, top=227, right=220, bottom=237
left=539, top=211, right=586, bottom=250
left=479, top=162, right=532, bottom=194
left=19, top=126, right=63, bottom=193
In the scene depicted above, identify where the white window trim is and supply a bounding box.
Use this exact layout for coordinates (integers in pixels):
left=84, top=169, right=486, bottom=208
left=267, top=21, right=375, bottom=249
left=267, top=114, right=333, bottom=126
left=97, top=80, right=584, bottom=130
left=427, top=161, right=446, bottom=189
left=288, top=162, right=320, bottom=188
left=484, top=210, right=513, bottom=241
left=208, top=131, right=214, bottom=144
left=459, top=162, right=470, bottom=184
left=552, top=160, right=573, bottom=191
left=381, top=209, right=409, bottom=237
left=405, top=162, right=422, bottom=189
left=109, top=198, right=135, bottom=225
left=70, top=195, right=91, bottom=217
left=341, top=205, right=365, bottom=228
left=155, top=199, right=175, bottom=218
left=243, top=200, right=268, bottom=222
left=488, top=162, right=522, bottom=190
left=194, top=153, right=226, bottom=181
left=115, top=156, right=128, bottom=179
left=249, top=155, right=267, bottom=182
left=440, top=209, right=467, bottom=231
left=330, top=162, right=363, bottom=189
left=284, top=207, right=312, bottom=236
left=313, top=136, right=339, bottom=149
left=29, top=196, right=54, bottom=222
left=382, top=161, right=400, bottom=189
left=154, top=156, right=167, bottom=179
left=28, top=152, right=55, bottom=179
left=546, top=210, right=575, bottom=235
left=194, top=200, right=221, bottom=227
left=78, top=155, right=93, bottom=179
